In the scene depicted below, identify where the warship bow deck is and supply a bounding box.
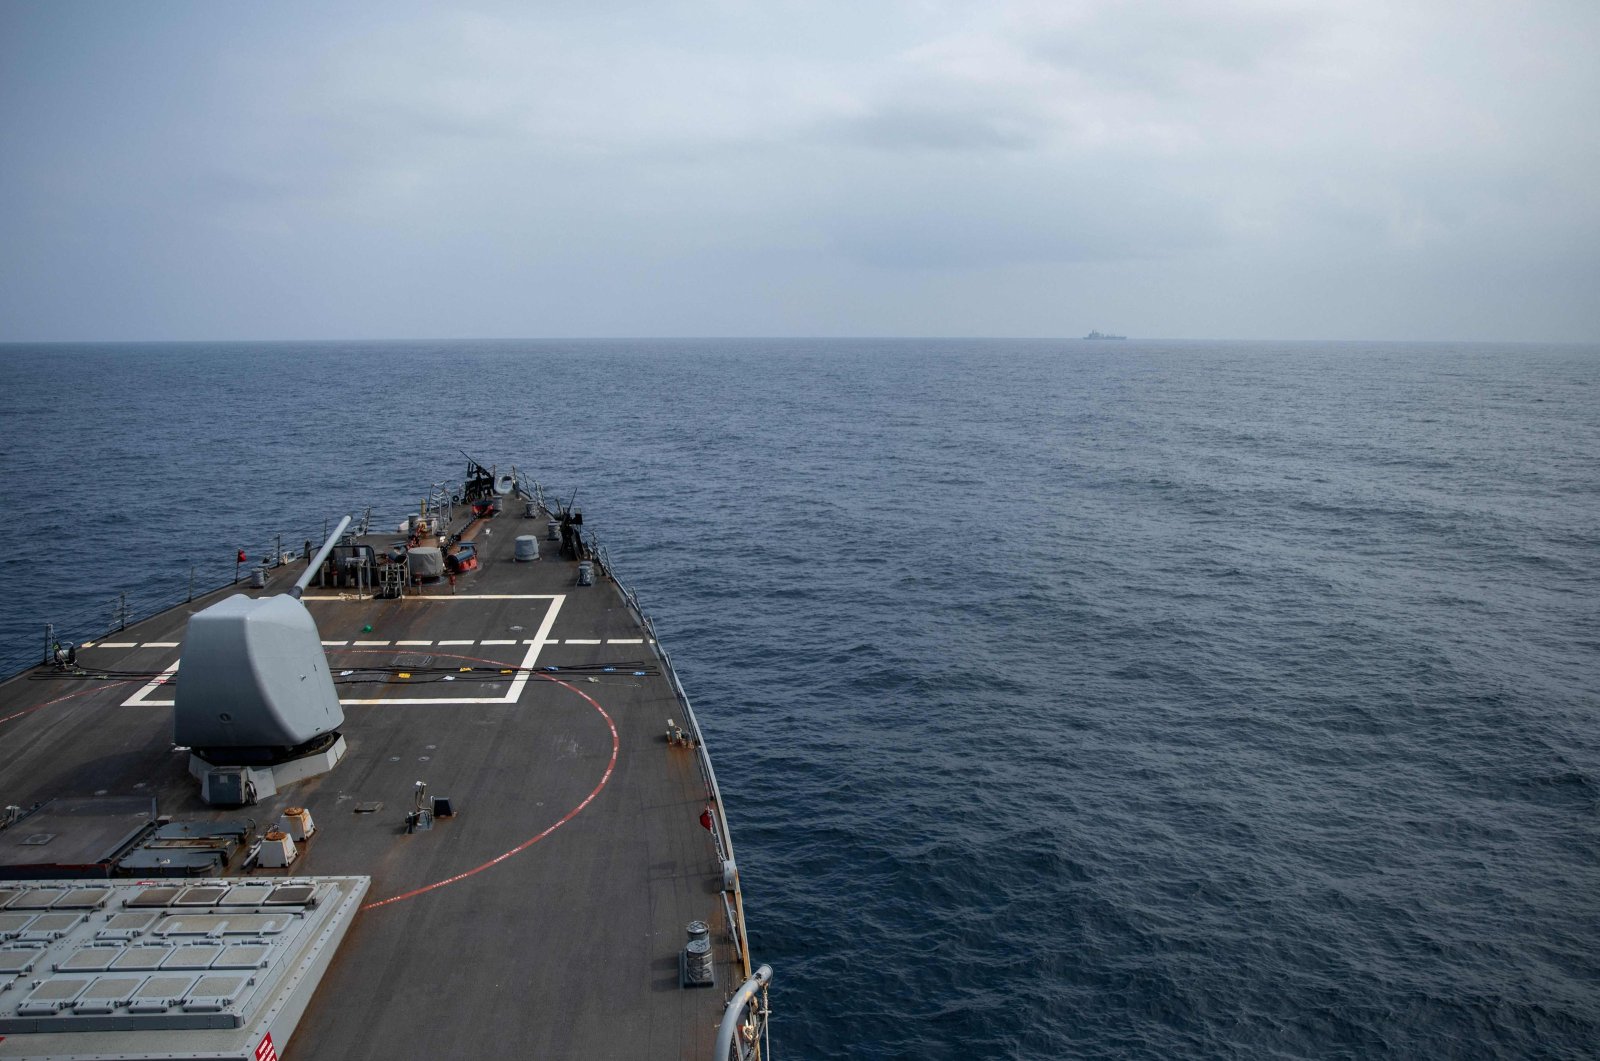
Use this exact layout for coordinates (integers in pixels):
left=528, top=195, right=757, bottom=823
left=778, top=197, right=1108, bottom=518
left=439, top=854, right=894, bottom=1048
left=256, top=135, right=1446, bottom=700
left=0, top=473, right=766, bottom=1060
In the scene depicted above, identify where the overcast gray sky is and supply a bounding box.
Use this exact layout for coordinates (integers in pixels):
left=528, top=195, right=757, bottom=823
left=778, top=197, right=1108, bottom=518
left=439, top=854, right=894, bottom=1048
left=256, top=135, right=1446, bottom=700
left=2, top=0, right=1596, bottom=342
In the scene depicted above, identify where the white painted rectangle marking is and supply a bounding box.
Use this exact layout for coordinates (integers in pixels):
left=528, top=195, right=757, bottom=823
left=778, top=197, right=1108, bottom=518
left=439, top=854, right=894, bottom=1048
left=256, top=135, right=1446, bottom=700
left=98, top=642, right=136, bottom=649
left=564, top=638, right=601, bottom=645
left=607, top=638, right=643, bottom=645
left=437, top=639, right=475, bottom=646
left=144, top=641, right=180, bottom=648
left=127, top=595, right=570, bottom=709
left=322, top=640, right=348, bottom=647
left=396, top=640, right=433, bottom=646
left=352, top=640, right=390, bottom=647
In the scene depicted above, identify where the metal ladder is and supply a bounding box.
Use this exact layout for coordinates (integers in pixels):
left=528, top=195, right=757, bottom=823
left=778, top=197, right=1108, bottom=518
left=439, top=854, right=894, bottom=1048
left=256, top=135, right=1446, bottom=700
left=377, top=558, right=407, bottom=599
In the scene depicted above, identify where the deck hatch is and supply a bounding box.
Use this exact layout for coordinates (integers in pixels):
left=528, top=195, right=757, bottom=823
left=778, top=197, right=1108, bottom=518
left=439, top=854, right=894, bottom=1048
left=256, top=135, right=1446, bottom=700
left=0, top=948, right=41, bottom=974
left=128, top=973, right=196, bottom=1013
left=128, top=886, right=184, bottom=907
left=111, top=945, right=174, bottom=971
left=219, top=884, right=276, bottom=906
left=183, top=972, right=250, bottom=1011
left=17, top=976, right=88, bottom=1014
left=164, top=943, right=224, bottom=969
left=57, top=946, right=120, bottom=972
left=0, top=797, right=158, bottom=875
left=72, top=976, right=143, bottom=1014
left=152, top=911, right=291, bottom=935
left=156, top=913, right=230, bottom=935
left=20, top=911, right=83, bottom=940
left=8, top=888, right=65, bottom=909
left=266, top=883, right=317, bottom=906
left=54, top=887, right=113, bottom=908
left=0, top=912, right=36, bottom=938
left=215, top=942, right=271, bottom=968
left=97, top=911, right=159, bottom=939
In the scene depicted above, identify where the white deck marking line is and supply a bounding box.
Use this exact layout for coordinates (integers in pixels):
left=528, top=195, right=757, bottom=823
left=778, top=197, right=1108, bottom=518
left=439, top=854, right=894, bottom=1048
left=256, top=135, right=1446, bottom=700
left=342, top=596, right=564, bottom=706
left=98, top=642, right=137, bottom=649
left=607, top=638, right=643, bottom=644
left=125, top=594, right=571, bottom=709
left=437, top=639, right=475, bottom=646
left=353, top=640, right=390, bottom=646
left=123, top=661, right=181, bottom=707
left=144, top=641, right=180, bottom=648
left=396, top=640, right=433, bottom=646
left=564, top=638, right=601, bottom=645
left=322, top=640, right=349, bottom=646
left=80, top=641, right=96, bottom=648
left=503, top=597, right=563, bottom=703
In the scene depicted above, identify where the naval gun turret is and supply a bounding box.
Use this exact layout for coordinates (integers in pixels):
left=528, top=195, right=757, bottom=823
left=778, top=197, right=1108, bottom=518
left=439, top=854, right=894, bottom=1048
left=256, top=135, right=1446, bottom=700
left=176, top=517, right=352, bottom=806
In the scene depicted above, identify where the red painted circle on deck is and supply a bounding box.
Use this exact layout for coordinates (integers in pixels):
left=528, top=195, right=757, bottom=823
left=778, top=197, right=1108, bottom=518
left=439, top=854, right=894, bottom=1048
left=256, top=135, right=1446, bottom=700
left=325, top=649, right=621, bottom=911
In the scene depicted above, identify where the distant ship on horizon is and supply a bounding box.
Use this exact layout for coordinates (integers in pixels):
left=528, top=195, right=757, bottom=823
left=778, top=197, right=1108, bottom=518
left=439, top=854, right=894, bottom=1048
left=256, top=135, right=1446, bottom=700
left=1084, top=330, right=1127, bottom=340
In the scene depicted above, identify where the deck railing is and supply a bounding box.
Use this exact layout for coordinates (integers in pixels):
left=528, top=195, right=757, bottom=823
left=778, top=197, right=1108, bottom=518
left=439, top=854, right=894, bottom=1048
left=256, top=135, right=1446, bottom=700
left=3, top=469, right=564, bottom=678
left=605, top=556, right=770, bottom=1059
left=0, top=512, right=383, bottom=680
left=5, top=473, right=533, bottom=676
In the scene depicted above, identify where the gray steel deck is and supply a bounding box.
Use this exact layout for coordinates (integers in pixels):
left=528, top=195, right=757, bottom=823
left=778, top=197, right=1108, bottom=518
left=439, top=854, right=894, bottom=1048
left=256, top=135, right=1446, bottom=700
left=0, top=501, right=746, bottom=1059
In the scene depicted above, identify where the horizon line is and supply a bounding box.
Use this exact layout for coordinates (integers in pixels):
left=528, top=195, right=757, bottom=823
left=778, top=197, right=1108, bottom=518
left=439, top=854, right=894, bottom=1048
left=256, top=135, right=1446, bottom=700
left=3, top=335, right=1597, bottom=347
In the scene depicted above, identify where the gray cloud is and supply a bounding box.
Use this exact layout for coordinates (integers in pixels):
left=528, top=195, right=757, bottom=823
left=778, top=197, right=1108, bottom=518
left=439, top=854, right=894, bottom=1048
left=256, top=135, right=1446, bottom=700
left=1022, top=1, right=1313, bottom=92
left=824, top=102, right=1041, bottom=153
left=1, top=0, right=1597, bottom=341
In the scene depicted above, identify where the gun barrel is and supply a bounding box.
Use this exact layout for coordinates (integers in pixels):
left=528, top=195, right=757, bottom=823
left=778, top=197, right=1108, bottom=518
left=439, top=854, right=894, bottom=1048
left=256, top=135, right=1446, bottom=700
left=291, top=516, right=353, bottom=599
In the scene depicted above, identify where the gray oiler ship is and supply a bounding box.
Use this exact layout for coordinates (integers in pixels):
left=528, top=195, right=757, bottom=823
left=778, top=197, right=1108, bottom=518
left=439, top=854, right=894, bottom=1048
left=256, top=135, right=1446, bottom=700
left=0, top=459, right=770, bottom=1060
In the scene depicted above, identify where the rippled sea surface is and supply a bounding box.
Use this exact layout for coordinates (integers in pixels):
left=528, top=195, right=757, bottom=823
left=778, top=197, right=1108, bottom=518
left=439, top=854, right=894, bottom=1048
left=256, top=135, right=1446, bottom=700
left=2, top=339, right=1597, bottom=1059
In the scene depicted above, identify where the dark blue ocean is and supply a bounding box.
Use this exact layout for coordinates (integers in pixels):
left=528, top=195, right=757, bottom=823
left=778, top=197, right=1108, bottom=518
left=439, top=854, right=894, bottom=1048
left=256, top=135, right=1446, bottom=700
left=2, top=339, right=1597, bottom=1059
